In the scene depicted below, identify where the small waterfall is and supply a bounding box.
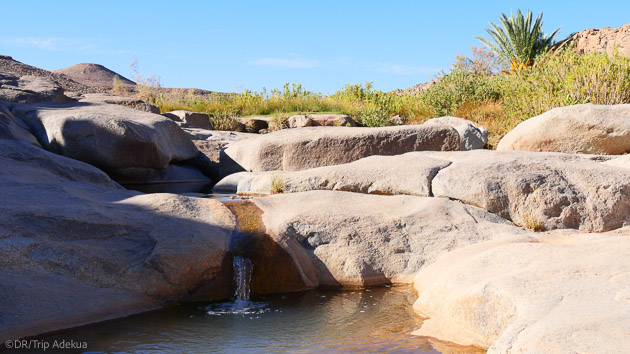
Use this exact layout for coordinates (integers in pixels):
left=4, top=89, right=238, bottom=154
left=233, top=256, right=253, bottom=301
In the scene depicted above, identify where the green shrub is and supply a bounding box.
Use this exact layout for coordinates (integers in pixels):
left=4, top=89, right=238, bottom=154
left=419, top=69, right=502, bottom=117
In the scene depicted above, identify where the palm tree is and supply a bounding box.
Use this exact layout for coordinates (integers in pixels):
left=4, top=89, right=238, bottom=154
left=476, top=9, right=561, bottom=71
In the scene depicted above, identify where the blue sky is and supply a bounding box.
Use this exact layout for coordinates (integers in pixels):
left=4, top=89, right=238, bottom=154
left=2, top=1, right=629, bottom=94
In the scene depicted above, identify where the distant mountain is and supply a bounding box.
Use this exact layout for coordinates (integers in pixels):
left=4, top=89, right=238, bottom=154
left=53, top=63, right=135, bottom=88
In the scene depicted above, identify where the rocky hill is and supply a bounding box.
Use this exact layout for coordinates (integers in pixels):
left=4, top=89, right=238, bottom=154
left=0, top=55, right=105, bottom=94
left=53, top=63, right=135, bottom=88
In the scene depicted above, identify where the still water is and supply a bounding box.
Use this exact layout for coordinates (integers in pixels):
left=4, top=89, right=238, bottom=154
left=41, top=286, right=482, bottom=353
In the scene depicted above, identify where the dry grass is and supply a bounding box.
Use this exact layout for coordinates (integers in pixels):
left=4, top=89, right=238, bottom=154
left=270, top=175, right=284, bottom=194
left=522, top=214, right=546, bottom=232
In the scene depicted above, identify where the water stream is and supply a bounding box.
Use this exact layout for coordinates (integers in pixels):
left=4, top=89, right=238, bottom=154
left=233, top=256, right=253, bottom=301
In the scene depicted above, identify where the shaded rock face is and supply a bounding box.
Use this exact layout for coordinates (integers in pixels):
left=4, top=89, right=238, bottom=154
left=8, top=101, right=199, bottom=182
left=220, top=124, right=460, bottom=177
left=163, top=110, right=213, bottom=130
left=425, top=116, right=488, bottom=150
left=573, top=22, right=630, bottom=58
left=251, top=191, right=525, bottom=288
left=412, top=230, right=630, bottom=353
left=0, top=72, right=68, bottom=103
left=497, top=104, right=630, bottom=155
left=0, top=139, right=234, bottom=342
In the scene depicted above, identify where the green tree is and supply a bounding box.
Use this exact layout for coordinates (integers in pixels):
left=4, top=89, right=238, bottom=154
left=476, top=9, right=561, bottom=71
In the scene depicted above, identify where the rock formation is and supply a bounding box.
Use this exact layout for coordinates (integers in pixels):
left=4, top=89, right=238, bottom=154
left=572, top=22, right=630, bottom=58
left=497, top=104, right=630, bottom=154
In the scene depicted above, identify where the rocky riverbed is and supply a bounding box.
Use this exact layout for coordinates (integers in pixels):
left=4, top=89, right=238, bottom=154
left=1, top=58, right=630, bottom=353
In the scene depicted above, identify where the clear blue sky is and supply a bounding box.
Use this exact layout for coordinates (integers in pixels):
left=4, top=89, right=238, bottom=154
left=1, top=1, right=628, bottom=94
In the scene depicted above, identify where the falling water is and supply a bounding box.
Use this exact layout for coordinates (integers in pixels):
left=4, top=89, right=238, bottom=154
left=233, top=256, right=253, bottom=300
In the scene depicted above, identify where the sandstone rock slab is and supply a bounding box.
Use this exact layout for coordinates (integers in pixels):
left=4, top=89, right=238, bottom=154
left=220, top=124, right=460, bottom=177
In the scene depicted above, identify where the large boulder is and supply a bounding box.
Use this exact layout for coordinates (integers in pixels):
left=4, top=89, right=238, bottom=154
left=162, top=110, right=213, bottom=129
left=0, top=139, right=234, bottom=342
left=0, top=72, right=68, bottom=103
left=250, top=191, right=525, bottom=288
left=425, top=116, right=488, bottom=150
left=497, top=104, right=630, bottom=154
left=8, top=101, right=199, bottom=178
left=412, top=229, right=630, bottom=353
left=214, top=152, right=451, bottom=196
left=573, top=22, right=630, bottom=58
left=426, top=149, right=630, bottom=232
left=220, top=124, right=460, bottom=177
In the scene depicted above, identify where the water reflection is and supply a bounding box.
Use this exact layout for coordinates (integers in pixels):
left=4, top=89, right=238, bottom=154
left=41, top=286, right=483, bottom=353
